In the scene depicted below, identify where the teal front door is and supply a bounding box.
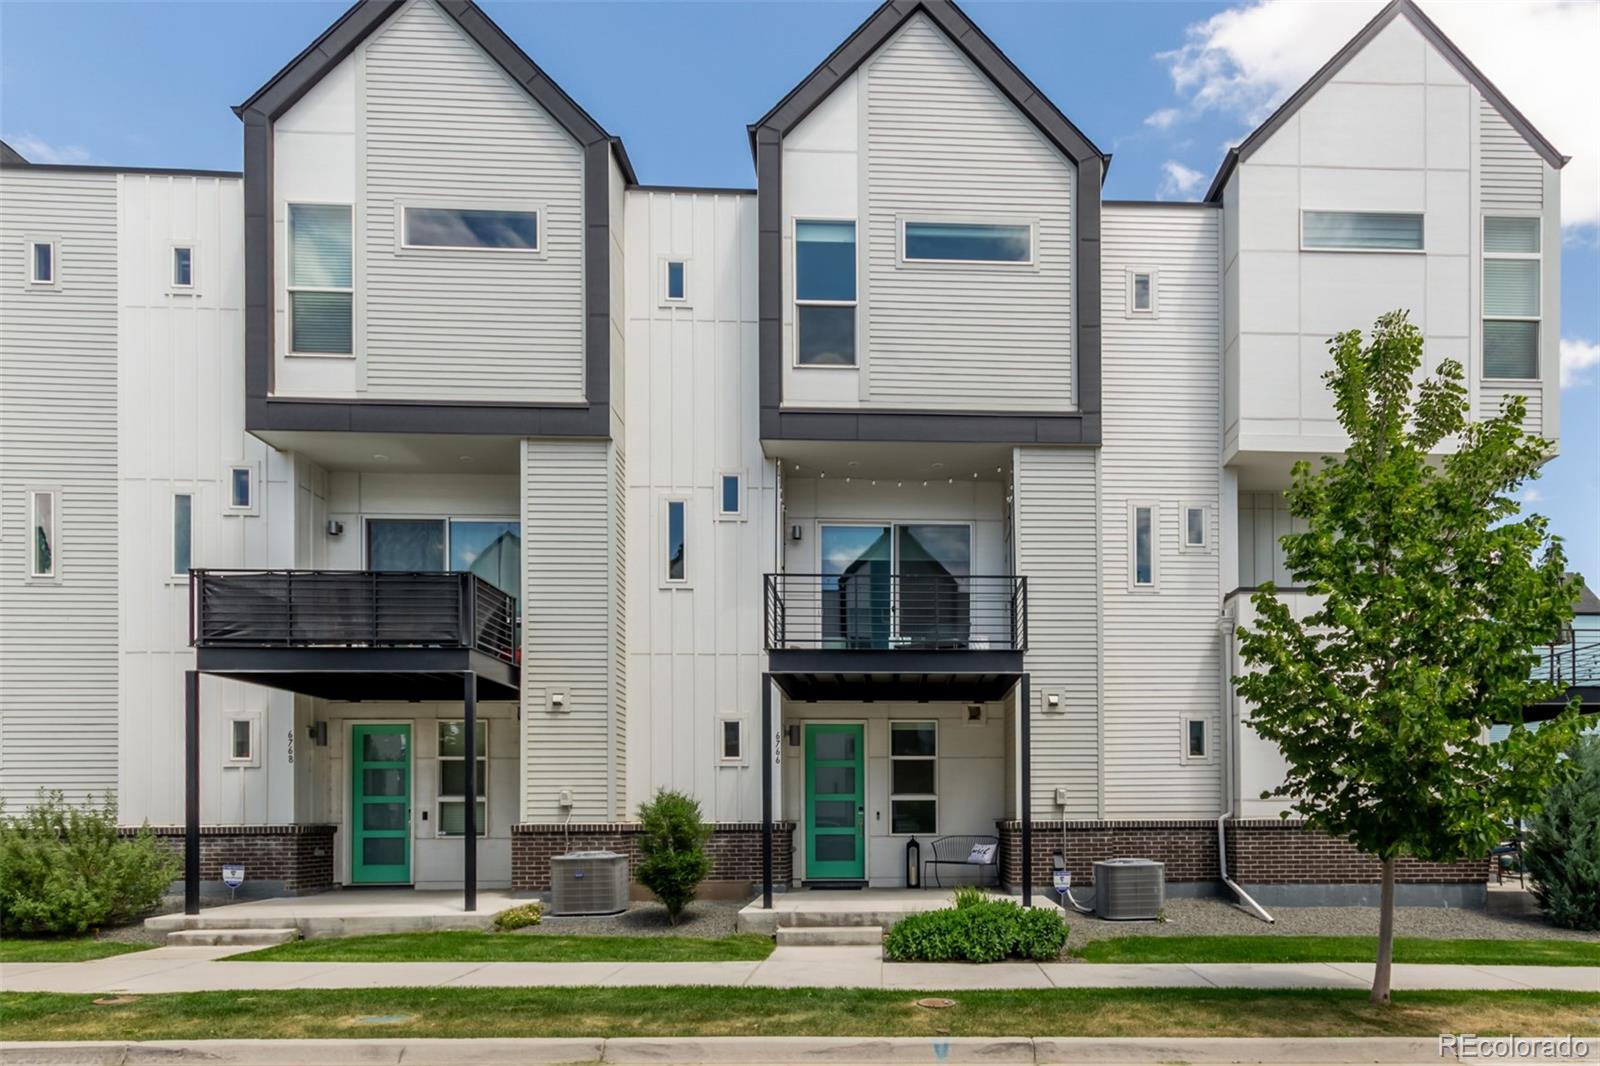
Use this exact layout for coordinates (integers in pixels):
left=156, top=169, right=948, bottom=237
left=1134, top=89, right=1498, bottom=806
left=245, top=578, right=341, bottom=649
left=804, top=723, right=866, bottom=881
left=351, top=724, right=412, bottom=884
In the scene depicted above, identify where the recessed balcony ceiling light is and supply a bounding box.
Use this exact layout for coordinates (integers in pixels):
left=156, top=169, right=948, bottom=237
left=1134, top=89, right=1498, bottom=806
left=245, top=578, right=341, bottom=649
left=930, top=462, right=944, bottom=470
left=458, top=456, right=473, bottom=462
left=372, top=454, right=389, bottom=461
left=847, top=460, right=860, bottom=468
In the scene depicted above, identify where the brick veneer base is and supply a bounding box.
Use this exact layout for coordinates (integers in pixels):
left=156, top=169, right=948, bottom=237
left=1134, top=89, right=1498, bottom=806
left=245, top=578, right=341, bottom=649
left=1226, top=820, right=1490, bottom=885
left=512, top=822, right=794, bottom=893
left=125, top=824, right=337, bottom=897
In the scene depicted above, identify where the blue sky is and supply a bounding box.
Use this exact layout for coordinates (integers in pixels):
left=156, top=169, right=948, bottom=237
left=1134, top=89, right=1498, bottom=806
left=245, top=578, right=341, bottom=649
left=2, top=0, right=1594, bottom=582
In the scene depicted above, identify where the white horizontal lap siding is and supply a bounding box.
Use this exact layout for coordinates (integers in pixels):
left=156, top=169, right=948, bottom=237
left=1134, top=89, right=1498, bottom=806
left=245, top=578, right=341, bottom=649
left=611, top=439, right=627, bottom=818
left=0, top=169, right=119, bottom=808
left=1479, top=100, right=1542, bottom=210
left=362, top=0, right=584, bottom=403
left=865, top=15, right=1072, bottom=411
left=1013, top=448, right=1099, bottom=816
left=1478, top=383, right=1542, bottom=434
left=522, top=440, right=619, bottom=820
left=1100, top=207, right=1222, bottom=818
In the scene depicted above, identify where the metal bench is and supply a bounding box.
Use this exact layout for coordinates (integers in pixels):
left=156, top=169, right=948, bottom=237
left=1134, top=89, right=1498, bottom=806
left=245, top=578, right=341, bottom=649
left=923, top=834, right=1000, bottom=888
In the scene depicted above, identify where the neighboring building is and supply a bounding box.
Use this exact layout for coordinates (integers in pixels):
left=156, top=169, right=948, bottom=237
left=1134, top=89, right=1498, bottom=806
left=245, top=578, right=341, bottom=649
left=0, top=0, right=1573, bottom=907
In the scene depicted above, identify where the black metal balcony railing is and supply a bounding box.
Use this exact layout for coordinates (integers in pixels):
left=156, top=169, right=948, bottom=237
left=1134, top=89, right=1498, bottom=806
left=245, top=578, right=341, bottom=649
left=190, top=570, right=519, bottom=665
left=1538, top=633, right=1600, bottom=688
left=764, top=573, right=1027, bottom=652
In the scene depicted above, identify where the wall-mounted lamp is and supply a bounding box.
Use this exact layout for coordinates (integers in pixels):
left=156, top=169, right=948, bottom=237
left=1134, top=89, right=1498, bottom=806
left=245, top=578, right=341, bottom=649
left=326, top=520, right=344, bottom=537
left=785, top=724, right=801, bottom=747
left=306, top=721, right=328, bottom=747
left=790, top=524, right=803, bottom=542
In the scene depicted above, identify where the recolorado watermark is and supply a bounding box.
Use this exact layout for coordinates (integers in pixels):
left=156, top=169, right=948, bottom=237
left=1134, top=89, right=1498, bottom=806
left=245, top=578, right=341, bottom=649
left=1440, top=1034, right=1591, bottom=1060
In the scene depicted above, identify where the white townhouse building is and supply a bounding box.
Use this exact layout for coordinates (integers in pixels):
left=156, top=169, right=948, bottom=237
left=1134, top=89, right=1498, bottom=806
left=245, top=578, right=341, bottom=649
left=0, top=0, right=1575, bottom=913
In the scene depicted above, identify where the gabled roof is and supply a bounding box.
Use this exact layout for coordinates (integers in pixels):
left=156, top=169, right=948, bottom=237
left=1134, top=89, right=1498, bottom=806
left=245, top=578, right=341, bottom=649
left=1205, top=0, right=1567, bottom=202
left=749, top=0, right=1107, bottom=177
left=234, top=0, right=636, bottom=183
left=1, top=140, right=29, bottom=166
left=1573, top=578, right=1600, bottom=617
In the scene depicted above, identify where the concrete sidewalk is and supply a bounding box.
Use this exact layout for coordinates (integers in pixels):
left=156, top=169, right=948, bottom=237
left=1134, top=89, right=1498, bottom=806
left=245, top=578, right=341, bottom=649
left=3, top=944, right=1597, bottom=994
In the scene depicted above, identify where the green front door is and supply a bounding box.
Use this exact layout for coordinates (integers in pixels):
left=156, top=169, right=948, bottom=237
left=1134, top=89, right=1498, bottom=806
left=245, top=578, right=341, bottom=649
left=804, top=723, right=866, bottom=881
left=351, top=724, right=411, bottom=884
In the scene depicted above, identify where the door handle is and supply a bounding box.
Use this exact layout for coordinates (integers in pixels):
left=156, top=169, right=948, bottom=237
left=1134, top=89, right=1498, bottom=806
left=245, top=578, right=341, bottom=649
left=857, top=805, right=864, bottom=831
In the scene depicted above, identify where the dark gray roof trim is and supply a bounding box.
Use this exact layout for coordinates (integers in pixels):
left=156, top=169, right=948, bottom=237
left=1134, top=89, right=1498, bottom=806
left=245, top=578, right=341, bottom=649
left=752, top=0, right=1104, bottom=447
left=1572, top=578, right=1600, bottom=616
left=238, top=0, right=627, bottom=438
left=0, top=160, right=242, bottom=179
left=0, top=140, right=29, bottom=165
left=1102, top=200, right=1220, bottom=209
left=1205, top=0, right=1567, bottom=203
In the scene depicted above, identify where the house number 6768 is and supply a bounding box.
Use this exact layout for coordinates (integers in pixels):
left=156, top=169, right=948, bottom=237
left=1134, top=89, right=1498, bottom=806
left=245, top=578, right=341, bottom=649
left=286, top=730, right=295, bottom=764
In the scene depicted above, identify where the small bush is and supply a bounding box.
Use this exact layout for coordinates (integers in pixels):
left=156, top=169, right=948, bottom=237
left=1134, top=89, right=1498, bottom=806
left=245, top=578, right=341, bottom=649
left=884, top=898, right=1068, bottom=963
left=492, top=902, right=543, bottom=931
left=636, top=789, right=711, bottom=926
left=952, top=885, right=988, bottom=909
left=0, top=791, right=179, bottom=935
left=1523, top=736, right=1600, bottom=931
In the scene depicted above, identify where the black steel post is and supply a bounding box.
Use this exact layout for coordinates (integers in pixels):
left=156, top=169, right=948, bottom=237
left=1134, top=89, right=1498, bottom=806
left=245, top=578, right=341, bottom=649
left=1020, top=672, right=1032, bottom=908
left=463, top=670, right=478, bottom=913
left=761, top=672, right=773, bottom=909
left=184, top=670, right=201, bottom=915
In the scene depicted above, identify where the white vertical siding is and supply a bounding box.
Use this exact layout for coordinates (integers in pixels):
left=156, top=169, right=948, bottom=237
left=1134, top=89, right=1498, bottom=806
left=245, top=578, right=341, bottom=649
left=361, top=0, right=585, bottom=403
left=1479, top=99, right=1543, bottom=210
left=1236, top=490, right=1308, bottom=589
left=1012, top=447, right=1100, bottom=816
left=0, top=169, right=120, bottom=808
left=863, top=14, right=1074, bottom=411
left=1099, top=206, right=1223, bottom=818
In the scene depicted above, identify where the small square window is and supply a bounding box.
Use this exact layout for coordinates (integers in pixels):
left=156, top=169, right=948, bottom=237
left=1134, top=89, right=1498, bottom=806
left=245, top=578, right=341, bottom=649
left=27, top=240, right=56, bottom=285
left=665, top=260, right=687, bottom=302
left=173, top=246, right=194, bottom=288
left=718, top=473, right=742, bottom=518
left=720, top=719, right=743, bottom=762
left=227, top=466, right=254, bottom=512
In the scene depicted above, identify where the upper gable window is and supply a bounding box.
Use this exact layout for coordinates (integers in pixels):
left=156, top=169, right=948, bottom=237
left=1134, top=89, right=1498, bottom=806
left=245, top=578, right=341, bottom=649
left=288, top=204, right=354, bottom=354
left=902, top=221, right=1031, bottom=264
left=1301, top=211, right=1423, bottom=252
left=794, top=220, right=857, bottom=366
left=402, top=206, right=539, bottom=251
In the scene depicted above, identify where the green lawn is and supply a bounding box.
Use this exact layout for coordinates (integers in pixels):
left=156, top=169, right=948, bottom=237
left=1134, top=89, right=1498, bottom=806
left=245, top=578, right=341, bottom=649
left=0, top=938, right=152, bottom=964
left=230, top=931, right=775, bottom=963
left=1069, top=935, right=1600, bottom=967
left=2, top=988, right=1596, bottom=1042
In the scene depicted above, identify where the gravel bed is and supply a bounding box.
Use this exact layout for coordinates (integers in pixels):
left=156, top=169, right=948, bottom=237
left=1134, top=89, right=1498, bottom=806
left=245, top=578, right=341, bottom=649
left=514, top=899, right=745, bottom=939
left=1058, top=895, right=1600, bottom=944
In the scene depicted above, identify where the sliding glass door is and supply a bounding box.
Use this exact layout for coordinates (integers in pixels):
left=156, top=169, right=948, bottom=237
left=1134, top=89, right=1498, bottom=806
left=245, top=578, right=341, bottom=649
left=818, top=524, right=971, bottom=649
left=366, top=518, right=522, bottom=606
left=821, top=526, right=892, bottom=649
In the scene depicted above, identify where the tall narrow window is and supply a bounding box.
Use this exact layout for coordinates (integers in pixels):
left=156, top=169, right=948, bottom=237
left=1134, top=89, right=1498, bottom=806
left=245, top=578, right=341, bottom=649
left=288, top=203, right=353, bottom=354
left=665, top=499, right=687, bottom=583
left=889, top=722, right=937, bottom=834
left=1129, top=269, right=1155, bottom=314
left=1483, top=217, right=1541, bottom=379
left=795, top=220, right=856, bottom=365
left=173, top=493, right=193, bottom=576
left=28, top=240, right=55, bottom=285
left=1183, top=717, right=1209, bottom=761
left=665, top=260, right=687, bottom=302
left=1131, top=504, right=1155, bottom=588
left=27, top=490, right=56, bottom=578
left=172, top=246, right=194, bottom=288
left=437, top=720, right=487, bottom=836
left=720, top=719, right=744, bottom=763
left=228, top=466, right=253, bottom=511
left=719, top=473, right=742, bottom=518
left=1301, top=211, right=1424, bottom=251
left=226, top=717, right=258, bottom=766
left=1184, top=505, right=1207, bottom=549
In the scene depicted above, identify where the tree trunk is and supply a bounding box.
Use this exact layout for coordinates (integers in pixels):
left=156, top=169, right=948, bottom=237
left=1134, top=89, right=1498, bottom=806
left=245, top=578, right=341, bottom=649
left=1371, top=856, right=1396, bottom=1004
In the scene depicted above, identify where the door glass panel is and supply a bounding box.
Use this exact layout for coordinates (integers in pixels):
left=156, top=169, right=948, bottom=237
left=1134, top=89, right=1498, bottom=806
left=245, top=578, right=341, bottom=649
left=814, top=835, right=856, bottom=862
left=897, top=525, right=971, bottom=646
left=814, top=800, right=856, bottom=828
left=363, top=802, right=407, bottom=831
left=363, top=768, right=406, bottom=797
left=812, top=730, right=858, bottom=762
left=821, top=526, right=891, bottom=648
left=362, top=732, right=408, bottom=762
left=363, top=837, right=406, bottom=866
left=367, top=519, right=446, bottom=571
left=892, top=760, right=935, bottom=795
left=813, top=765, right=856, bottom=796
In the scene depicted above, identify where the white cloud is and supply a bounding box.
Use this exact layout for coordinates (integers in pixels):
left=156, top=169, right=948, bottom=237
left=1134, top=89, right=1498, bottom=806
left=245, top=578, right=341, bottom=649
left=1144, top=107, right=1182, bottom=130
left=1158, top=160, right=1206, bottom=200
left=1156, top=1, right=1600, bottom=229
left=7, top=132, right=93, bottom=166
left=1561, top=337, right=1600, bottom=388
left=1520, top=487, right=1544, bottom=504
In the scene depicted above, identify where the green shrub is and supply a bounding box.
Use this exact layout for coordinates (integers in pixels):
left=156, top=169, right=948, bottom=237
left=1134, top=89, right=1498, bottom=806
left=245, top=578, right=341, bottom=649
left=884, top=898, right=1068, bottom=963
left=1523, top=735, right=1600, bottom=931
left=635, top=789, right=711, bottom=926
left=0, top=791, right=179, bottom=935
left=492, top=902, right=543, bottom=931
left=952, top=885, right=988, bottom=909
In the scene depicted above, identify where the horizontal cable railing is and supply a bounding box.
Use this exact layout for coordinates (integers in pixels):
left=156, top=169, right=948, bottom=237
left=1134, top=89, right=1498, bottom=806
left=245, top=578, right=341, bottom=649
left=1536, top=636, right=1600, bottom=688
left=190, top=570, right=518, bottom=666
left=764, top=573, right=1026, bottom=653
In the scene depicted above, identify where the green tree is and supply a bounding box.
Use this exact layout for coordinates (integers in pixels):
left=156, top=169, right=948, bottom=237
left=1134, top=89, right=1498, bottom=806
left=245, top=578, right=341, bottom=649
left=1234, top=311, right=1583, bottom=1004
left=635, top=789, right=712, bottom=926
left=1522, top=735, right=1600, bottom=931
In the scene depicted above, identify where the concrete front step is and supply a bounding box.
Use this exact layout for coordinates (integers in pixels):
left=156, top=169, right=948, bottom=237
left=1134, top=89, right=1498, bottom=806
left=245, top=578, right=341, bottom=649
left=774, top=924, right=883, bottom=946
left=164, top=928, right=299, bottom=947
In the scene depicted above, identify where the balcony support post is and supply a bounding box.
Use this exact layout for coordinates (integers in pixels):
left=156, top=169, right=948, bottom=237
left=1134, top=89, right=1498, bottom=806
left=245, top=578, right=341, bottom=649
left=184, top=669, right=201, bottom=916
left=1020, top=671, right=1032, bottom=908
left=463, top=670, right=478, bottom=913
left=761, top=672, right=773, bottom=909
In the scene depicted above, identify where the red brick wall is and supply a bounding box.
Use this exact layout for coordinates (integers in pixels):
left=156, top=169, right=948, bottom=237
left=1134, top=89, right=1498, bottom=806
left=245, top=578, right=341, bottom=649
left=997, top=820, right=1218, bottom=889
left=1226, top=820, right=1491, bottom=885
left=512, top=822, right=794, bottom=892
left=128, top=825, right=337, bottom=895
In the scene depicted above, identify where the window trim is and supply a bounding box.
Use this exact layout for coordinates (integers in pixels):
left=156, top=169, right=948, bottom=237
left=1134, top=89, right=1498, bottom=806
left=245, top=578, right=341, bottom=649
left=661, top=257, right=689, bottom=305
left=661, top=496, right=690, bottom=588
left=1180, top=714, right=1212, bottom=764
left=897, top=216, right=1037, bottom=268
left=1126, top=267, right=1158, bottom=316
left=716, top=470, right=745, bottom=521
left=397, top=202, right=543, bottom=255
left=888, top=719, right=938, bottom=837
left=171, top=243, right=196, bottom=291
left=224, top=464, right=259, bottom=516
left=25, top=487, right=60, bottom=581
left=224, top=713, right=261, bottom=768
left=1481, top=212, right=1543, bottom=383
left=792, top=217, right=858, bottom=369
left=718, top=717, right=745, bottom=765
left=436, top=719, right=488, bottom=838
left=1299, top=209, right=1426, bottom=254
left=171, top=491, right=195, bottom=579
left=1128, top=500, right=1159, bottom=592
left=286, top=201, right=355, bottom=358
left=1180, top=503, right=1209, bottom=552
left=25, top=237, right=59, bottom=288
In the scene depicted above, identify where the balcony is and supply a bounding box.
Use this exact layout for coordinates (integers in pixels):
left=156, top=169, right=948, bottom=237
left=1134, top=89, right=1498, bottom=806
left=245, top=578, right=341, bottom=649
left=763, top=573, right=1026, bottom=701
left=1527, top=631, right=1600, bottom=721
left=190, top=570, right=519, bottom=700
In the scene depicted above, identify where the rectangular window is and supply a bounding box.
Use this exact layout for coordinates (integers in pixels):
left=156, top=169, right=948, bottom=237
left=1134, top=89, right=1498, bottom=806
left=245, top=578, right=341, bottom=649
left=402, top=206, right=538, bottom=250
left=719, top=473, right=741, bottom=518
left=28, top=240, right=54, bottom=284
left=173, top=493, right=193, bottom=576
left=889, top=722, right=936, bottom=835
left=1184, top=506, right=1206, bottom=549
left=665, top=499, right=686, bottom=583
left=1301, top=211, right=1424, bottom=251
left=795, top=220, right=856, bottom=366
left=367, top=518, right=447, bottom=571
left=437, top=720, right=487, bottom=837
left=27, top=490, right=56, bottom=578
left=1131, top=504, right=1155, bottom=588
left=288, top=203, right=353, bottom=354
left=173, top=246, right=193, bottom=288
left=1184, top=717, right=1208, bottom=761
left=902, top=221, right=1030, bottom=263
left=1483, top=216, right=1541, bottom=379
left=665, top=260, right=687, bottom=301
left=227, top=466, right=253, bottom=511
left=227, top=718, right=256, bottom=764
left=1131, top=271, right=1154, bottom=313
left=720, top=719, right=743, bottom=763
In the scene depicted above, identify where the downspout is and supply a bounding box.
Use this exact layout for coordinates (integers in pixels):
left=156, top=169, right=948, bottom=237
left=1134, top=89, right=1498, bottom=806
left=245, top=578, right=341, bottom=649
left=1218, top=610, right=1274, bottom=924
